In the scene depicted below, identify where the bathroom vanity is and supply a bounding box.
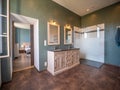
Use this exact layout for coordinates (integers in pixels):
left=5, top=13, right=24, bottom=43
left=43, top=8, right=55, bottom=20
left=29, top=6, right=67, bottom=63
left=47, top=48, right=80, bottom=75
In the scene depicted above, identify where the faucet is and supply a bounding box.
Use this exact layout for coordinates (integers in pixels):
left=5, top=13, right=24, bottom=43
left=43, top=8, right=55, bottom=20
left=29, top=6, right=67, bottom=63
left=68, top=45, right=73, bottom=49
left=68, top=45, right=71, bottom=49
left=54, top=46, right=60, bottom=50
left=54, top=46, right=61, bottom=51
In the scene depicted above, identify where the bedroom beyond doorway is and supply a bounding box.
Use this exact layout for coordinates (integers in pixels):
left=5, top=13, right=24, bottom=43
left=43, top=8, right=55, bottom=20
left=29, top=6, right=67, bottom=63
left=12, top=22, right=34, bottom=72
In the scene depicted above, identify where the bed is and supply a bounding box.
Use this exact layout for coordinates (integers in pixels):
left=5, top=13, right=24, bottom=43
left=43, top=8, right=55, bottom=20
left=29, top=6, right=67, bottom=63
left=21, top=42, right=31, bottom=54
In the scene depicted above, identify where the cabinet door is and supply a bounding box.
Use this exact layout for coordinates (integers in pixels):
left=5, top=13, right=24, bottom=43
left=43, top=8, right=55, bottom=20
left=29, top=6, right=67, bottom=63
left=0, top=0, right=9, bottom=58
left=54, top=51, right=67, bottom=71
left=60, top=51, right=66, bottom=69
left=72, top=50, right=80, bottom=64
left=76, top=50, right=80, bottom=63
left=66, top=50, right=73, bottom=67
left=54, top=52, right=62, bottom=71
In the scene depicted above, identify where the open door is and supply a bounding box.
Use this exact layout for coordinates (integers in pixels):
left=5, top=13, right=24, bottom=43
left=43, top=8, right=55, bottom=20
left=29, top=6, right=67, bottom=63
left=30, top=25, right=34, bottom=65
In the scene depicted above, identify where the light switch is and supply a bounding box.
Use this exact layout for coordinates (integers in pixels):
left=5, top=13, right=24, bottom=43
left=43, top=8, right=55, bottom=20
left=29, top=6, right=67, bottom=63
left=44, top=40, right=47, bottom=46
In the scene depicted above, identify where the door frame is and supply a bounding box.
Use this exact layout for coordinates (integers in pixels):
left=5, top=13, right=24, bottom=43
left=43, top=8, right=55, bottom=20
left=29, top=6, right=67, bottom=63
left=11, top=13, right=40, bottom=72
left=30, top=24, right=34, bottom=65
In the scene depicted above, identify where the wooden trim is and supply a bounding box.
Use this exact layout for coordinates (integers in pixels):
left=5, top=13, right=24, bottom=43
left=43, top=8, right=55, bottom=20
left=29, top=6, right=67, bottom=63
left=30, top=25, right=34, bottom=65
left=0, top=35, right=7, bottom=37
left=7, top=0, right=10, bottom=57
left=0, top=55, right=9, bottom=58
left=0, top=14, right=7, bottom=17
left=64, top=26, right=73, bottom=45
left=47, top=22, right=60, bottom=45
left=12, top=21, right=15, bottom=59
left=13, top=66, right=34, bottom=72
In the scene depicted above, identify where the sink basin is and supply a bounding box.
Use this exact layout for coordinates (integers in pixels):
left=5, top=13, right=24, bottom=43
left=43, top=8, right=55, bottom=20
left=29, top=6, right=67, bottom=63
left=53, top=48, right=79, bottom=52
left=67, top=48, right=79, bottom=50
left=54, top=49, right=62, bottom=51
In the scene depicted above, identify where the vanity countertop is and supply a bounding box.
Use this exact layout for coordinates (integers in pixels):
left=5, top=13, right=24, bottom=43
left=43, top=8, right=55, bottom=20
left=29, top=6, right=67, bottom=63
left=48, top=48, right=79, bottom=52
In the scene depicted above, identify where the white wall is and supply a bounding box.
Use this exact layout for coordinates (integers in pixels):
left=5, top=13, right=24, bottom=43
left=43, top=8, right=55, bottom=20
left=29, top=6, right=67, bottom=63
left=74, top=24, right=104, bottom=63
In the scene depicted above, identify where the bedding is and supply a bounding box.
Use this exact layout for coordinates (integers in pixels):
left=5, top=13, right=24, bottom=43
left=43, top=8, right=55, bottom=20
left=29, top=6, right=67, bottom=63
left=21, top=42, right=31, bottom=54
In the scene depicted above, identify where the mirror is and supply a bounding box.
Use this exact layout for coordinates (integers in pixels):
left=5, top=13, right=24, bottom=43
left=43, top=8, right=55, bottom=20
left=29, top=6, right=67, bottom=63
left=64, top=25, right=72, bottom=44
left=47, top=22, right=60, bottom=45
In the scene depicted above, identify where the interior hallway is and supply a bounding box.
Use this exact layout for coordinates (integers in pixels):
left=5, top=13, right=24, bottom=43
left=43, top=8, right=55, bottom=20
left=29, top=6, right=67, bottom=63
left=2, top=63, right=120, bottom=90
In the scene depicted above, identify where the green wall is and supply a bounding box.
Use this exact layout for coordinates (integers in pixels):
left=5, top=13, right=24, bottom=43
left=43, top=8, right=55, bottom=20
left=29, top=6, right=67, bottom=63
left=81, top=2, right=120, bottom=66
left=10, top=0, right=81, bottom=71
left=1, top=58, right=12, bottom=83
left=15, top=28, right=30, bottom=46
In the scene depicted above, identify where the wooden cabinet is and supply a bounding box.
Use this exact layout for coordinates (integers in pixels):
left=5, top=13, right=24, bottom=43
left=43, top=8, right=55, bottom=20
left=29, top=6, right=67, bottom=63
left=47, top=49, right=80, bottom=75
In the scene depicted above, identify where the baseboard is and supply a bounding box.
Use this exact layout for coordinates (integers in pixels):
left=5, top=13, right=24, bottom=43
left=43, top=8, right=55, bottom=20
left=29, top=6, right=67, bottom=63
left=103, top=63, right=120, bottom=68
left=13, top=66, right=34, bottom=73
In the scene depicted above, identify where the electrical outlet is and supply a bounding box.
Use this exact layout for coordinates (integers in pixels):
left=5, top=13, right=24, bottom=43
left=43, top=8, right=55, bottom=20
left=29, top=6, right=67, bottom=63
left=44, top=62, right=47, bottom=66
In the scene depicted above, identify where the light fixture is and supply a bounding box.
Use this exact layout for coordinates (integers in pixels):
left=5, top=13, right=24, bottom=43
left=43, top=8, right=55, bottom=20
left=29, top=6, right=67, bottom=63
left=97, top=26, right=100, bottom=38
left=49, top=20, right=57, bottom=25
left=65, top=24, right=71, bottom=29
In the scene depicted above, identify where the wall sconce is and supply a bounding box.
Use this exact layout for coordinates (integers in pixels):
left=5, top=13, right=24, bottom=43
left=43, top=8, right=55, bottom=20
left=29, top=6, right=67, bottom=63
left=97, top=26, right=100, bottom=38
left=65, top=24, right=71, bottom=29
left=49, top=20, right=57, bottom=25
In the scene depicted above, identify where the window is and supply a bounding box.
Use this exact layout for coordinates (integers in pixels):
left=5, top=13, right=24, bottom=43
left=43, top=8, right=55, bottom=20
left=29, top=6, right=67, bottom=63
left=0, top=0, right=9, bottom=58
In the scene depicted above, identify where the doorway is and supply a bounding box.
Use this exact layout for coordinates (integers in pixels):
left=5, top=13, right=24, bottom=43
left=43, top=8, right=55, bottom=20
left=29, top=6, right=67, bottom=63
left=12, top=22, right=34, bottom=72
left=11, top=13, right=40, bottom=72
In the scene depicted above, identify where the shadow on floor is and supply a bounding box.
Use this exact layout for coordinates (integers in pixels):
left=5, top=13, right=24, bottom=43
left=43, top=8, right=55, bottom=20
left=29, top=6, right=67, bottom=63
left=80, top=59, right=103, bottom=68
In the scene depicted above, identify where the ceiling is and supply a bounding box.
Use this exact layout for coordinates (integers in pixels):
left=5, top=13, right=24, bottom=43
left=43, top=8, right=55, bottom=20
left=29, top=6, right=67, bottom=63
left=52, top=0, right=120, bottom=16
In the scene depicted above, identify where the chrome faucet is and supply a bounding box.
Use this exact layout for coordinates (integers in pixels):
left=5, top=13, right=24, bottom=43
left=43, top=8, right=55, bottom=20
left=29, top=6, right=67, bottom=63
left=68, top=45, right=73, bottom=49
left=68, top=45, right=71, bottom=49
left=54, top=46, right=60, bottom=50
left=54, top=46, right=57, bottom=50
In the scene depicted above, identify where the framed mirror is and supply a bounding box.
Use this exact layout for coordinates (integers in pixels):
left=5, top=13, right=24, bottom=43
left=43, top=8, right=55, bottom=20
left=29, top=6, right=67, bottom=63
left=64, top=25, right=72, bottom=44
left=47, top=21, right=60, bottom=45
